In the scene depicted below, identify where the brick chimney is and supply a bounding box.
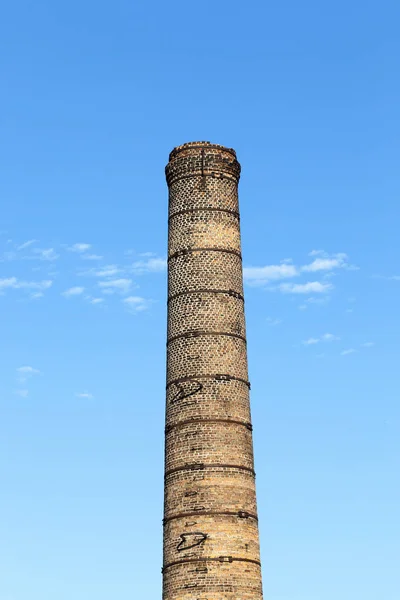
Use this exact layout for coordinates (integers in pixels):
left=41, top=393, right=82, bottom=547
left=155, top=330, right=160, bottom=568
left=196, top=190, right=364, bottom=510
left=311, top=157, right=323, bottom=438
left=163, top=142, right=263, bottom=599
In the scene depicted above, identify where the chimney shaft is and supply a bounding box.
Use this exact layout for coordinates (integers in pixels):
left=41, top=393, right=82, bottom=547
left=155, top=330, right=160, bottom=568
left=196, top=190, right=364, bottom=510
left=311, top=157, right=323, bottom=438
left=163, top=142, right=263, bottom=599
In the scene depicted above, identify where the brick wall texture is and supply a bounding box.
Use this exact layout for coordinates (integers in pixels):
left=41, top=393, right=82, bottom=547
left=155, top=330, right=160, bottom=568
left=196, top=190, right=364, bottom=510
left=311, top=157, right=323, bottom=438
left=163, top=142, right=263, bottom=599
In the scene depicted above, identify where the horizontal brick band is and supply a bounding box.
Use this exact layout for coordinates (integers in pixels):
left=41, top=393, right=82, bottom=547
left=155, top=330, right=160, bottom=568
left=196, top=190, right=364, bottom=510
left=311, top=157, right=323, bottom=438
left=166, top=171, right=239, bottom=186
left=162, top=556, right=261, bottom=573
left=165, top=417, right=253, bottom=434
left=166, top=374, right=251, bottom=390
left=165, top=463, right=256, bottom=478
left=167, top=330, right=247, bottom=346
left=168, top=288, right=244, bottom=304
left=169, top=207, right=240, bottom=221
left=163, top=509, right=258, bottom=525
left=168, top=246, right=242, bottom=262
left=167, top=374, right=251, bottom=390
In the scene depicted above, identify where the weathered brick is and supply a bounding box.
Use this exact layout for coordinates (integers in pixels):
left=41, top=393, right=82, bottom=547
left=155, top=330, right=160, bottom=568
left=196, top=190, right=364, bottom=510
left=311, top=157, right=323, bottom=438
left=163, top=141, right=263, bottom=599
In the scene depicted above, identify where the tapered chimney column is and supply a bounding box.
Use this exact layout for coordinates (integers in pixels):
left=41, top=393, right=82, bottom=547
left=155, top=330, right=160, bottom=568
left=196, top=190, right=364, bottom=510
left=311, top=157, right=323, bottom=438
left=163, top=142, right=263, bottom=599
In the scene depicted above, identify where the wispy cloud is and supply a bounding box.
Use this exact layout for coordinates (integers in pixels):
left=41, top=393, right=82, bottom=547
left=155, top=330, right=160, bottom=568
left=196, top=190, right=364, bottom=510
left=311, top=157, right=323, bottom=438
left=68, top=243, right=104, bottom=261
left=243, top=263, right=298, bottom=285
left=82, top=256, right=166, bottom=279
left=17, top=239, right=37, bottom=251
left=14, top=389, right=29, bottom=398
left=361, top=342, right=375, bottom=348
left=131, top=257, right=167, bottom=274
left=123, top=296, right=151, bottom=312
left=302, top=338, right=320, bottom=346
left=32, top=248, right=59, bottom=261
left=98, top=278, right=132, bottom=294
left=88, top=297, right=104, bottom=305
left=62, top=286, right=85, bottom=297
left=17, top=366, right=40, bottom=375
left=81, top=254, right=103, bottom=261
left=373, top=274, right=400, bottom=281
left=0, top=277, right=52, bottom=293
left=75, top=391, right=94, bottom=399
left=341, top=348, right=357, bottom=356
left=83, top=265, right=122, bottom=278
left=69, top=243, right=91, bottom=253
left=279, top=281, right=333, bottom=294
left=244, top=251, right=356, bottom=290
left=302, top=333, right=340, bottom=345
left=321, top=333, right=340, bottom=342
left=16, top=365, right=41, bottom=385
left=302, top=252, right=354, bottom=272
left=266, top=317, right=283, bottom=326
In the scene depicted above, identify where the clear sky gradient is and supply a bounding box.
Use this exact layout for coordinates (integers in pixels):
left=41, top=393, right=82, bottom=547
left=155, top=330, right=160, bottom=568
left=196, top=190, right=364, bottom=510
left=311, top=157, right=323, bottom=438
left=1, top=1, right=399, bottom=599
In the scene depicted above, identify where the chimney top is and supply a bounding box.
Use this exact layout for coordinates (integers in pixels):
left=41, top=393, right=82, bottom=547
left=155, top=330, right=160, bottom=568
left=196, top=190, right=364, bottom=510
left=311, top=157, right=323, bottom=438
left=169, top=141, right=237, bottom=161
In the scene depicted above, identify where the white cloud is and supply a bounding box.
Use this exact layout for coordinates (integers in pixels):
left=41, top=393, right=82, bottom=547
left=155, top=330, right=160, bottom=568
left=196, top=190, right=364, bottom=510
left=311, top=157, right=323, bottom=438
left=32, top=248, right=59, bottom=261
left=321, top=333, right=340, bottom=342
left=123, top=296, right=150, bottom=312
left=31, top=280, right=52, bottom=290
left=0, top=277, right=19, bottom=290
left=86, top=265, right=122, bottom=278
left=243, top=263, right=298, bottom=285
left=98, top=278, right=132, bottom=294
left=16, top=365, right=41, bottom=384
left=0, top=277, right=52, bottom=292
left=304, top=251, right=359, bottom=273
left=361, top=342, right=375, bottom=348
left=279, top=281, right=333, bottom=294
left=62, top=286, right=85, bottom=297
left=266, top=317, right=282, bottom=326
left=303, top=257, right=343, bottom=272
left=17, top=239, right=37, bottom=250
left=131, top=257, right=167, bottom=274
left=89, top=297, right=104, bottom=305
left=15, top=389, right=29, bottom=398
left=373, top=275, right=400, bottom=281
left=303, top=333, right=340, bottom=346
left=303, top=338, right=320, bottom=345
left=81, top=254, right=103, bottom=261
left=75, top=391, right=94, bottom=399
left=17, top=366, right=40, bottom=375
left=83, top=257, right=166, bottom=279
left=244, top=251, right=354, bottom=289
left=69, top=243, right=91, bottom=253
left=341, top=348, right=357, bottom=356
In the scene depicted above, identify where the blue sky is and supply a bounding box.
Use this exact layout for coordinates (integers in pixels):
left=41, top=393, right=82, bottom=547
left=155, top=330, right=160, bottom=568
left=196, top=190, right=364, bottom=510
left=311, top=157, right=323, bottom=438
left=1, top=1, right=399, bottom=598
